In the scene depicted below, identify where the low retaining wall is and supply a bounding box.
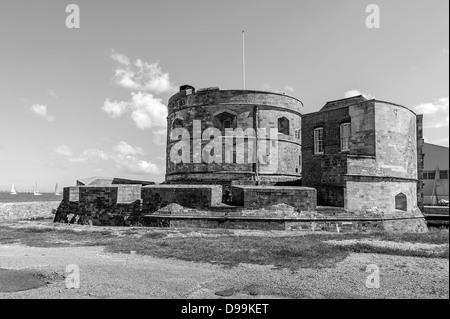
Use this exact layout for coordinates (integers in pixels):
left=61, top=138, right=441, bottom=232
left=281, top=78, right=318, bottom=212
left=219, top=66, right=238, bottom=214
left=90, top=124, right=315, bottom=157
left=53, top=185, right=428, bottom=232
left=0, top=202, right=60, bottom=222
left=231, top=186, right=316, bottom=211
left=142, top=185, right=223, bottom=213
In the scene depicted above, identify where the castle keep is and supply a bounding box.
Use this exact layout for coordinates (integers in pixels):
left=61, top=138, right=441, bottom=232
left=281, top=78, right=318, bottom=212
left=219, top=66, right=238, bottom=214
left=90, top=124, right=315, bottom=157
left=54, top=86, right=427, bottom=233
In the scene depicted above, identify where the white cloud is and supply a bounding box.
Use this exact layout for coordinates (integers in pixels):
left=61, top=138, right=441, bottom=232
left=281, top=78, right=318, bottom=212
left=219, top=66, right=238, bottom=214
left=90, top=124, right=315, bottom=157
left=114, top=141, right=145, bottom=156
left=55, top=142, right=159, bottom=175
left=283, top=85, right=295, bottom=94
left=444, top=48, right=449, bottom=55
left=111, top=49, right=131, bottom=66
left=102, top=92, right=168, bottom=130
left=414, top=97, right=449, bottom=129
left=31, top=104, right=54, bottom=121
left=55, top=145, right=72, bottom=157
left=261, top=84, right=296, bottom=95
left=19, top=97, right=30, bottom=103
left=82, top=149, right=109, bottom=161
left=55, top=146, right=109, bottom=163
left=47, top=89, right=58, bottom=99
left=110, top=50, right=175, bottom=94
left=152, top=128, right=167, bottom=146
left=344, top=90, right=375, bottom=100
left=103, top=99, right=128, bottom=117
left=113, top=154, right=159, bottom=175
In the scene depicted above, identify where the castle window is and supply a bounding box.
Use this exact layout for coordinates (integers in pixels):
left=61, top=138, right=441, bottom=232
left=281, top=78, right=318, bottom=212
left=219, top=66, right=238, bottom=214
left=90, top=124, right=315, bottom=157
left=340, top=123, right=351, bottom=152
left=278, top=117, right=290, bottom=135
left=314, top=128, right=324, bottom=155
left=223, top=118, right=232, bottom=129
left=173, top=118, right=183, bottom=129
left=214, top=111, right=237, bottom=131
left=395, top=193, right=407, bottom=211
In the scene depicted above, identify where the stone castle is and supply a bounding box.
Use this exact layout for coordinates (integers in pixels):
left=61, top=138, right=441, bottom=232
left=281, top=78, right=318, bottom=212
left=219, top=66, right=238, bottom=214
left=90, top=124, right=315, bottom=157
left=54, top=86, right=427, bottom=232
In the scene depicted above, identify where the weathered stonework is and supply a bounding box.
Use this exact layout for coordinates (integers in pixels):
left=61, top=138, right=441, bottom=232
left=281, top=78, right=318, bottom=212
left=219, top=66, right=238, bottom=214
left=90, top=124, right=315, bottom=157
left=166, top=89, right=303, bottom=185
left=54, top=88, right=427, bottom=233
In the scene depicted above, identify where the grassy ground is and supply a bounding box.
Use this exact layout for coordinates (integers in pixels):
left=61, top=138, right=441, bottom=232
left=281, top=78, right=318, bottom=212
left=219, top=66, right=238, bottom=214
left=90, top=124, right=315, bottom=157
left=0, top=226, right=448, bottom=270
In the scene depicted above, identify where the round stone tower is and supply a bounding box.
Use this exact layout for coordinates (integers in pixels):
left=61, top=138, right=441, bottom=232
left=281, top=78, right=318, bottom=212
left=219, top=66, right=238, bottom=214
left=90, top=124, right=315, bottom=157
left=166, top=86, right=303, bottom=185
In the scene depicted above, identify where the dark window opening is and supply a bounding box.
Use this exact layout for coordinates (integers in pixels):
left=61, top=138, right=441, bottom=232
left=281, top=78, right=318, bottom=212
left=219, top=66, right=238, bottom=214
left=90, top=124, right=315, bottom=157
left=173, top=118, right=183, bottom=129
left=395, top=193, right=407, bottom=211
left=223, top=119, right=232, bottom=129
left=278, top=117, right=290, bottom=135
left=214, top=111, right=236, bottom=131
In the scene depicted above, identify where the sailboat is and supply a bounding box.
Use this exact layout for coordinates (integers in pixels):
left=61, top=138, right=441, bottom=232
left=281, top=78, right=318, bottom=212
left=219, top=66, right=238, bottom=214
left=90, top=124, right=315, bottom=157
left=10, top=184, right=17, bottom=195
left=55, top=182, right=61, bottom=196
left=34, top=182, right=42, bottom=196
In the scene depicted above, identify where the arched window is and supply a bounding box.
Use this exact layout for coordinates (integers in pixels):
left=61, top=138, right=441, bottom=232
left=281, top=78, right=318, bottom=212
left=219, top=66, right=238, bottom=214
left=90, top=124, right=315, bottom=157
left=395, top=193, right=407, bottom=211
left=278, top=117, right=290, bottom=135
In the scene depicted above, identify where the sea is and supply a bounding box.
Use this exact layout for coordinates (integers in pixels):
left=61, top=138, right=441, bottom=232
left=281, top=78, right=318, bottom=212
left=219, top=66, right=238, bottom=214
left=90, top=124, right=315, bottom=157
left=0, top=192, right=63, bottom=203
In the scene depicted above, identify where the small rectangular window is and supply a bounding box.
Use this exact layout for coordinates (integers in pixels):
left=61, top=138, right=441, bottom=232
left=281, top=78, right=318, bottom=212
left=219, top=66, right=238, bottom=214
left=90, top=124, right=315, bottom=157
left=314, top=128, right=324, bottom=155
left=428, top=171, right=436, bottom=180
left=440, top=170, right=448, bottom=179
left=340, top=123, right=351, bottom=152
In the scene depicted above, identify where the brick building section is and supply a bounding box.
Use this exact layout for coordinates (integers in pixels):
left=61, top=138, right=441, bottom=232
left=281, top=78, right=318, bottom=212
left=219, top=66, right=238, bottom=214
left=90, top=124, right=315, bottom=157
left=302, top=96, right=425, bottom=220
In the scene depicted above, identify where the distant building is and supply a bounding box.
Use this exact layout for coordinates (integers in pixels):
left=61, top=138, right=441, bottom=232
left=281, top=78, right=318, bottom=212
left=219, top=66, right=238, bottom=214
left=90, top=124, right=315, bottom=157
left=76, top=176, right=154, bottom=186
left=422, top=143, right=449, bottom=204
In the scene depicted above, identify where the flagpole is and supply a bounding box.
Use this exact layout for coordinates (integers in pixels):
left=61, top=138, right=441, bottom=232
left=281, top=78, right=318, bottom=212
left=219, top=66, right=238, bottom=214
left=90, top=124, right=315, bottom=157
left=242, top=30, right=246, bottom=90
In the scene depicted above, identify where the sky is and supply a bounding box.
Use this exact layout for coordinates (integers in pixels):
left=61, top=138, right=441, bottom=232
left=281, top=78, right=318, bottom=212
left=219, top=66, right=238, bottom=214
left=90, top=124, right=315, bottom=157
left=0, top=0, right=448, bottom=192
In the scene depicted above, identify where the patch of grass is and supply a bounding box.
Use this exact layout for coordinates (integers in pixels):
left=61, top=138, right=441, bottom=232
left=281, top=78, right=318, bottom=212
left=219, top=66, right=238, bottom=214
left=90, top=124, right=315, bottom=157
left=337, top=242, right=449, bottom=259
left=0, top=226, right=447, bottom=271
left=122, top=230, right=140, bottom=235
left=105, top=236, right=350, bottom=270
left=311, top=228, right=449, bottom=245
left=0, top=227, right=114, bottom=247
left=141, top=232, right=167, bottom=239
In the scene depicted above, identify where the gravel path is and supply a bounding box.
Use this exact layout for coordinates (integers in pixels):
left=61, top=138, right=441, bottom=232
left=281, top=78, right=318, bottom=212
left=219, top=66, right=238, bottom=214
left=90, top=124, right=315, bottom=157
left=0, top=243, right=448, bottom=299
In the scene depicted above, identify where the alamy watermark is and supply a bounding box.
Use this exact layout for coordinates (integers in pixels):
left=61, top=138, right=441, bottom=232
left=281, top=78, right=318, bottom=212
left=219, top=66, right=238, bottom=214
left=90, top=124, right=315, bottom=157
left=366, top=4, right=380, bottom=29
left=169, top=120, right=280, bottom=171
left=65, top=4, right=80, bottom=29
left=65, top=264, right=80, bottom=289
left=365, top=264, right=380, bottom=289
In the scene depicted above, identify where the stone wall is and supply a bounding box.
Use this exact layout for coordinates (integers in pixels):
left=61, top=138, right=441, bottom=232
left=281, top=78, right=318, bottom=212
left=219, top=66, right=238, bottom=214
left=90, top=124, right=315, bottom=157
left=345, top=181, right=418, bottom=213
left=302, top=99, right=421, bottom=213
left=231, top=186, right=316, bottom=211
left=142, top=185, right=223, bottom=214
left=54, top=186, right=143, bottom=226
left=373, top=101, right=418, bottom=179
left=166, top=89, right=303, bottom=184
left=0, top=202, right=59, bottom=222
left=302, top=104, right=353, bottom=206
